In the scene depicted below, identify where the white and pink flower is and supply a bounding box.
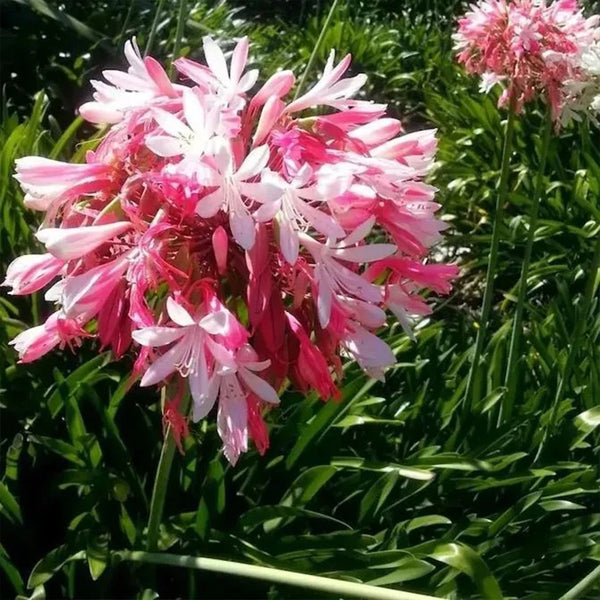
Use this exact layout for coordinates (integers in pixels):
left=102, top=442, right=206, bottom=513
left=7, top=35, right=458, bottom=463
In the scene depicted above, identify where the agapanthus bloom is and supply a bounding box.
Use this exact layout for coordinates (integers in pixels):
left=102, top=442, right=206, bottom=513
left=454, top=0, right=599, bottom=121
left=5, top=36, right=458, bottom=464
left=561, top=38, right=600, bottom=124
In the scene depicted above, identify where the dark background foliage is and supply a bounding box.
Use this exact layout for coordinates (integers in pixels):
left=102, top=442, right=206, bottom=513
left=1, top=1, right=599, bottom=599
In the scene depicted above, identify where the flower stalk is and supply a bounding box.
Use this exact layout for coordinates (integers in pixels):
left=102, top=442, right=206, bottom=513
left=169, top=0, right=187, bottom=78
left=146, top=390, right=191, bottom=552
left=144, top=0, right=165, bottom=57
left=464, top=101, right=517, bottom=415
left=293, top=0, right=340, bottom=100
left=501, top=110, right=553, bottom=422
left=550, top=233, right=600, bottom=426
left=117, top=551, right=439, bottom=600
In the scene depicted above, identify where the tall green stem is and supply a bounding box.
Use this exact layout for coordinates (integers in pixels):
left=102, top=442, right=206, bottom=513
left=117, top=0, right=136, bottom=48
left=169, top=0, right=187, bottom=78
left=292, top=0, right=340, bottom=101
left=501, top=113, right=552, bottom=422
left=463, top=105, right=517, bottom=415
left=559, top=563, right=600, bottom=600
left=549, top=233, right=600, bottom=427
left=145, top=0, right=166, bottom=57
left=146, top=392, right=190, bottom=551
left=117, top=551, right=439, bottom=600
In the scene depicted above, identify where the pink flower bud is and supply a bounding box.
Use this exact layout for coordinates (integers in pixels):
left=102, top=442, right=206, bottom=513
left=3, top=253, right=64, bottom=295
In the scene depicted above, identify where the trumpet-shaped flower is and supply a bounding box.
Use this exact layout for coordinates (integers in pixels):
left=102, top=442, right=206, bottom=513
left=10, top=312, right=88, bottom=363
left=196, top=142, right=281, bottom=249
left=80, top=37, right=177, bottom=123
left=146, top=88, right=217, bottom=159
left=14, top=156, right=112, bottom=214
left=176, top=36, right=258, bottom=111
left=255, top=165, right=347, bottom=264
left=133, top=297, right=230, bottom=400
left=300, top=224, right=396, bottom=328
left=36, top=221, right=131, bottom=260
left=3, top=253, right=64, bottom=295
left=286, top=51, right=368, bottom=113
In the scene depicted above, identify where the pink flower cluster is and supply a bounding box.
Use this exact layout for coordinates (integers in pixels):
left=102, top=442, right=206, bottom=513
left=4, top=37, right=457, bottom=463
left=454, top=0, right=599, bottom=121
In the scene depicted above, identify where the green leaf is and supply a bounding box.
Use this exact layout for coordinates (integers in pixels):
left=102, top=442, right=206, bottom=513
left=367, top=558, right=435, bottom=586
left=574, top=406, right=600, bottom=431
left=16, top=586, right=46, bottom=600
left=489, top=491, right=543, bottom=536
left=47, top=353, right=112, bottom=417
left=285, top=376, right=376, bottom=469
left=406, top=515, right=453, bottom=533
left=539, top=500, right=586, bottom=512
left=332, top=457, right=435, bottom=480
left=0, top=481, right=23, bottom=525
left=49, top=116, right=84, bottom=160
left=28, top=435, right=86, bottom=467
left=119, top=506, right=137, bottom=546
left=0, top=543, right=25, bottom=595
left=12, top=0, right=102, bottom=41
left=27, top=545, right=84, bottom=588
left=240, top=506, right=350, bottom=533
left=429, top=543, right=503, bottom=599
left=86, top=534, right=110, bottom=581
left=359, top=471, right=399, bottom=523
left=4, top=433, right=23, bottom=481
left=195, top=458, right=225, bottom=538
left=265, top=466, right=336, bottom=532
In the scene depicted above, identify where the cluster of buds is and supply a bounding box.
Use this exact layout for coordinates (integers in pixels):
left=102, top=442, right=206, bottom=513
left=454, top=0, right=599, bottom=123
left=4, top=37, right=457, bottom=463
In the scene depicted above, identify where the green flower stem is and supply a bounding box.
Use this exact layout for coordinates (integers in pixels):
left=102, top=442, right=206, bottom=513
left=145, top=392, right=191, bottom=552
left=463, top=105, right=517, bottom=415
left=502, top=112, right=553, bottom=422
left=292, top=0, right=340, bottom=101
left=145, top=0, right=166, bottom=57
left=559, top=563, right=600, bottom=600
left=117, top=0, right=136, bottom=48
left=550, top=232, right=600, bottom=427
left=117, top=551, right=440, bottom=600
left=169, top=0, right=187, bottom=78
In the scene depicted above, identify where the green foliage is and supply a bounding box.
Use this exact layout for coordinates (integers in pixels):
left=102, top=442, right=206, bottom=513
left=1, top=1, right=600, bottom=599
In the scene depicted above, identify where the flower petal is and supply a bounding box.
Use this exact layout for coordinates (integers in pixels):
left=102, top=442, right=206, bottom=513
left=196, top=187, right=226, bottom=218
left=36, top=222, right=131, bottom=261
left=203, top=36, right=230, bottom=86
left=190, top=357, right=215, bottom=421
left=230, top=37, right=249, bottom=84
left=166, top=297, right=195, bottom=327
left=316, top=264, right=334, bottom=328
left=152, top=107, right=191, bottom=139
left=332, top=243, right=396, bottom=263
left=277, top=215, right=299, bottom=265
left=140, top=342, right=184, bottom=387
left=198, top=310, right=229, bottom=335
left=235, top=145, right=269, bottom=181
left=182, top=88, right=205, bottom=136
left=230, top=207, right=256, bottom=250
left=239, top=367, right=280, bottom=404
left=132, top=326, right=184, bottom=347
